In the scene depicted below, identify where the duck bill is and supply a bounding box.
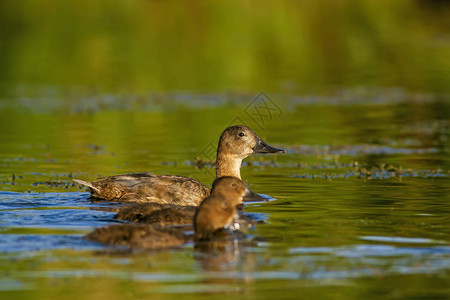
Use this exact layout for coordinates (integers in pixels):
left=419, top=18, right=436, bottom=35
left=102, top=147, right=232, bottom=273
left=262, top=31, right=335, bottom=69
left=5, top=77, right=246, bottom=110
left=243, top=187, right=269, bottom=202
left=253, top=138, right=286, bottom=154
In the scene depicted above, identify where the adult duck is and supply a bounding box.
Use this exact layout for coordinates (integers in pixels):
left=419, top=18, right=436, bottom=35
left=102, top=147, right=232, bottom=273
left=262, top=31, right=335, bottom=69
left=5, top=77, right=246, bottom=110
left=74, top=125, right=284, bottom=205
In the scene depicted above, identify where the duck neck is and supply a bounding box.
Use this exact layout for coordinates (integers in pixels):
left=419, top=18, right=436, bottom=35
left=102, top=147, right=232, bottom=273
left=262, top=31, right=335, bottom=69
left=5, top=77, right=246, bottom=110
left=216, top=154, right=242, bottom=179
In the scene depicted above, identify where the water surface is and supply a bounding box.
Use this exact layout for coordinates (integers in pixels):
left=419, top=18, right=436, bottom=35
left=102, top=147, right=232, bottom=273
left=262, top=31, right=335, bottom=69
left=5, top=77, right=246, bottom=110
left=0, top=94, right=449, bottom=299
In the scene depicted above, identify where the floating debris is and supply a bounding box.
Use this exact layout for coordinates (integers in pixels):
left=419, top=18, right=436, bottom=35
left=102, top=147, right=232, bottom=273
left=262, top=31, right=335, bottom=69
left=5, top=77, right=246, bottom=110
left=190, top=157, right=216, bottom=169
left=284, top=144, right=441, bottom=157
left=31, top=181, right=78, bottom=188
left=291, top=165, right=447, bottom=180
left=0, top=87, right=444, bottom=113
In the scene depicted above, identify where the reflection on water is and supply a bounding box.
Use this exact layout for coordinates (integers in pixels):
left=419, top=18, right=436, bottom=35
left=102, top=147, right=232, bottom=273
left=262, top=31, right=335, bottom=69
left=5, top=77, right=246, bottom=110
left=193, top=232, right=257, bottom=272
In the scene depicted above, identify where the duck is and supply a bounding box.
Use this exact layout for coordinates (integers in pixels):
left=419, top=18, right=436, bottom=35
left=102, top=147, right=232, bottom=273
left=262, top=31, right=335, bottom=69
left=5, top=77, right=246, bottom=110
left=74, top=125, right=284, bottom=205
left=115, top=202, right=197, bottom=226
left=114, top=178, right=267, bottom=227
left=85, top=177, right=259, bottom=249
left=114, top=197, right=266, bottom=228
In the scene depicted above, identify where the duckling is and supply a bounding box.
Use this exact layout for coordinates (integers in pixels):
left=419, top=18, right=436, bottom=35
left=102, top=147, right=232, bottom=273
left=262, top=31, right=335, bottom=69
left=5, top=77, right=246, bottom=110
left=74, top=125, right=284, bottom=205
left=115, top=203, right=197, bottom=225
left=194, top=176, right=261, bottom=241
left=85, top=177, right=259, bottom=249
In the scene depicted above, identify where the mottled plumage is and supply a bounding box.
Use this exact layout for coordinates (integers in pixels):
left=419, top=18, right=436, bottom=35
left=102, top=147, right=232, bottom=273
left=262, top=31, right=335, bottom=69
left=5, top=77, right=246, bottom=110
left=115, top=202, right=197, bottom=225
left=75, top=174, right=209, bottom=205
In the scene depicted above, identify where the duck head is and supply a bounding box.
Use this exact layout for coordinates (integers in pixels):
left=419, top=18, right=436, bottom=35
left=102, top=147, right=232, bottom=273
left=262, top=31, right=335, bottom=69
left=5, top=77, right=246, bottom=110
left=216, top=125, right=285, bottom=179
left=210, top=176, right=265, bottom=204
left=217, top=125, right=285, bottom=159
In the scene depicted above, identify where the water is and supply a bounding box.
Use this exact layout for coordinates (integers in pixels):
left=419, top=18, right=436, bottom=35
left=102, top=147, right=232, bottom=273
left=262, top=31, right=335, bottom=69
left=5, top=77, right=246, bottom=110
left=1, top=1, right=449, bottom=298
left=0, top=93, right=449, bottom=299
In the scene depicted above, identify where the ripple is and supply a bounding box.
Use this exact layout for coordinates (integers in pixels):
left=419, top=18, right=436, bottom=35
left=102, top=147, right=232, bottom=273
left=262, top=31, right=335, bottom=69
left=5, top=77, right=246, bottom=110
left=0, top=208, right=115, bottom=227
left=359, top=235, right=447, bottom=244
left=0, top=234, right=102, bottom=253
left=285, top=144, right=440, bottom=156
left=0, top=279, right=33, bottom=291
left=0, top=191, right=91, bottom=209
left=289, top=244, right=450, bottom=257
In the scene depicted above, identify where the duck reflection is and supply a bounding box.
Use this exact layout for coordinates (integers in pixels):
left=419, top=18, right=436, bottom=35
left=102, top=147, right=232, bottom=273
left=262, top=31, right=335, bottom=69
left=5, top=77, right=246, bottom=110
left=193, top=231, right=258, bottom=272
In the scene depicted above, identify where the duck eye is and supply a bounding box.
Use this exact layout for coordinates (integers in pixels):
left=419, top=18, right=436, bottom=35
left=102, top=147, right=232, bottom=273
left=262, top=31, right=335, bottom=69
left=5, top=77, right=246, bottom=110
left=238, top=132, right=245, bottom=137
left=232, top=183, right=237, bottom=187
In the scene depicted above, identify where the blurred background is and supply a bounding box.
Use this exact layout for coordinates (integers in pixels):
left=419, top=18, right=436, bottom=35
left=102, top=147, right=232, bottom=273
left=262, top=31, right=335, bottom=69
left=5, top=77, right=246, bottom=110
left=0, top=0, right=449, bottom=187
left=0, top=0, right=449, bottom=97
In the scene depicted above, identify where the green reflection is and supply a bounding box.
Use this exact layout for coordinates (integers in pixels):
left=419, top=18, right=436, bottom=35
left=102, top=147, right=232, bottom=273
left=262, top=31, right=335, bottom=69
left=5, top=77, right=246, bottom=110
left=0, top=0, right=449, bottom=94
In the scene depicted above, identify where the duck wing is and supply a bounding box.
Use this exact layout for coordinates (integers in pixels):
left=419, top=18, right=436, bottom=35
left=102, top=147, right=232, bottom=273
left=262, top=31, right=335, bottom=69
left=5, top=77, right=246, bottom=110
left=75, top=173, right=210, bottom=205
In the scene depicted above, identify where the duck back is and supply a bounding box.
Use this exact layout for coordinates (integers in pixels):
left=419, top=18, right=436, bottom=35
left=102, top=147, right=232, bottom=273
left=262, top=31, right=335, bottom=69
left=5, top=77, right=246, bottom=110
left=115, top=202, right=197, bottom=225
left=78, top=173, right=210, bottom=205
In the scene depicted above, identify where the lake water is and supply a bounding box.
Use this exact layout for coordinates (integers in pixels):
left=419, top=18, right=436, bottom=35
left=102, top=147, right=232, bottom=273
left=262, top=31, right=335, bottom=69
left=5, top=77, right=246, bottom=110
left=0, top=90, right=448, bottom=299
left=1, top=1, right=450, bottom=298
